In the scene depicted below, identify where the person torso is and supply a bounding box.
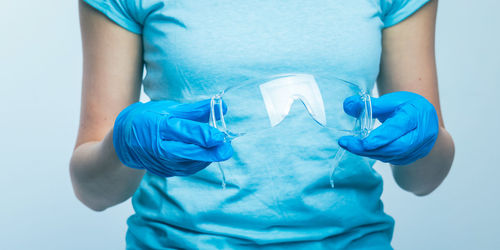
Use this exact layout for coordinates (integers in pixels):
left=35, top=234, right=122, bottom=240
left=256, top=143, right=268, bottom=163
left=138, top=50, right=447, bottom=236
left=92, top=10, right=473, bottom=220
left=125, top=1, right=395, bottom=249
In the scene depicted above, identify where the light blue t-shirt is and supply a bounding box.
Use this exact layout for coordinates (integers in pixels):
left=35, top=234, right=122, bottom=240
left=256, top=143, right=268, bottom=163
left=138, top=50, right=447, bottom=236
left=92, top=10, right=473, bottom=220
left=83, top=0, right=430, bottom=249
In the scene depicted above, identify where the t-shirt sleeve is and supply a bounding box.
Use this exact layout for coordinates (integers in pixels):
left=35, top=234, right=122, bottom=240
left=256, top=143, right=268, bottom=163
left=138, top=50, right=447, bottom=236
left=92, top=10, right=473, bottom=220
left=83, top=0, right=142, bottom=34
left=381, top=0, right=431, bottom=28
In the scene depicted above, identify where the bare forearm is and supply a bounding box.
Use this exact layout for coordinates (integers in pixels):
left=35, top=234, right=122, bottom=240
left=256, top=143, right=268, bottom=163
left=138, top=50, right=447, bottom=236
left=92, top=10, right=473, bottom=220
left=70, top=128, right=145, bottom=211
left=391, top=127, right=454, bottom=196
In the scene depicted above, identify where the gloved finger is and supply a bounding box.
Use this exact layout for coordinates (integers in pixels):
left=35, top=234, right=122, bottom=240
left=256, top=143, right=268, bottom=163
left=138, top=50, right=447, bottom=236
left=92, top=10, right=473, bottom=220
left=361, top=106, right=417, bottom=151
left=178, top=161, right=212, bottom=176
left=160, top=116, right=226, bottom=148
left=344, top=93, right=402, bottom=122
left=370, top=92, right=421, bottom=122
left=159, top=140, right=233, bottom=162
left=369, top=96, right=399, bottom=120
left=145, top=162, right=175, bottom=178
left=343, top=130, right=428, bottom=164
left=374, top=148, right=424, bottom=165
left=154, top=159, right=211, bottom=177
left=343, top=95, right=364, bottom=118
left=337, top=136, right=404, bottom=164
left=170, top=99, right=228, bottom=123
left=358, top=130, right=419, bottom=158
left=390, top=135, right=436, bottom=165
left=389, top=154, right=421, bottom=166
left=339, top=135, right=392, bottom=160
left=343, top=94, right=402, bottom=120
left=338, top=136, right=365, bottom=155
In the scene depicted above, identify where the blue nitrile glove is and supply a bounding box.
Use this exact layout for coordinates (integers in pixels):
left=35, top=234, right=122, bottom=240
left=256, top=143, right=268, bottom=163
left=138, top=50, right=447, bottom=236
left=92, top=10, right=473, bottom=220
left=339, top=91, right=439, bottom=165
left=113, top=99, right=233, bottom=177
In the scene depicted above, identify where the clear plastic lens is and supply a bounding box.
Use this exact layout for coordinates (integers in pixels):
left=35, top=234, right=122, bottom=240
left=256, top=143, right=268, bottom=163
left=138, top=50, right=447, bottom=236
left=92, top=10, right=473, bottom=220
left=259, top=74, right=326, bottom=127
left=207, top=73, right=374, bottom=189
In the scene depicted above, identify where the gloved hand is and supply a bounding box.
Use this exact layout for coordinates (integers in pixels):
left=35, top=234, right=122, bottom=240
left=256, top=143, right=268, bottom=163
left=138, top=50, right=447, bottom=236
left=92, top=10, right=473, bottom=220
left=113, top=99, right=233, bottom=177
left=338, top=91, right=439, bottom=165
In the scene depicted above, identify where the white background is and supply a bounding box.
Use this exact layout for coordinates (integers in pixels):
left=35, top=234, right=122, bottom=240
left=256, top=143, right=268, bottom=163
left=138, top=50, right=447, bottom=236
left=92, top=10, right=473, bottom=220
left=0, top=0, right=498, bottom=249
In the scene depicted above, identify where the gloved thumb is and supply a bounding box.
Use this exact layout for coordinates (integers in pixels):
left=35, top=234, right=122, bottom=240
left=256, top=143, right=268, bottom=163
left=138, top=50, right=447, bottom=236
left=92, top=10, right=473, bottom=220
left=344, top=93, right=405, bottom=122
left=343, top=95, right=364, bottom=118
left=370, top=92, right=416, bottom=122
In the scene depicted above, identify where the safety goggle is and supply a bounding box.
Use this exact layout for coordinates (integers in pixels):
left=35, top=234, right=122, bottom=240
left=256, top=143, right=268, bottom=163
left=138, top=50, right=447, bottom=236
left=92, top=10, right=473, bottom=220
left=208, top=73, right=374, bottom=189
